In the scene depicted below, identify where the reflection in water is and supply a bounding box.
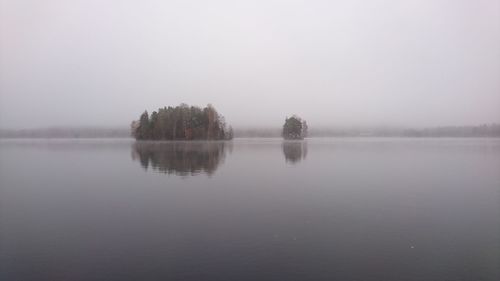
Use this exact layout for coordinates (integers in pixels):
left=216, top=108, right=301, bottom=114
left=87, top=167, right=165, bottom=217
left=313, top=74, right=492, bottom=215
left=282, top=141, right=307, bottom=163
left=132, top=141, right=229, bottom=176
left=2, top=139, right=500, bottom=281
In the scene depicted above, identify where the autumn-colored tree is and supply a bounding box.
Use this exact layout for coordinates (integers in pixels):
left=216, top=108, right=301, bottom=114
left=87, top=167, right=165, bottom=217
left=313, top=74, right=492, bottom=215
left=131, top=104, right=232, bottom=141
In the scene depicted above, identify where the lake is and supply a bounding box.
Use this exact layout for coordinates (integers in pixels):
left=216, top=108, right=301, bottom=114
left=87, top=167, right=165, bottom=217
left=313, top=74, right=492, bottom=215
left=0, top=138, right=499, bottom=281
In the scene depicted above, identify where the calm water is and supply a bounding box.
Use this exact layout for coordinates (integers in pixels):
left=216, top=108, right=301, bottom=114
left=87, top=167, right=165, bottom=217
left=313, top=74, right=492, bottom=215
left=1, top=138, right=499, bottom=281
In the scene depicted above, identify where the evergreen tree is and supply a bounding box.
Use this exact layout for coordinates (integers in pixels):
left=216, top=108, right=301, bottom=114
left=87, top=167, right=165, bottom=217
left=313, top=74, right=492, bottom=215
left=137, top=111, right=150, bottom=140
left=282, top=115, right=307, bottom=140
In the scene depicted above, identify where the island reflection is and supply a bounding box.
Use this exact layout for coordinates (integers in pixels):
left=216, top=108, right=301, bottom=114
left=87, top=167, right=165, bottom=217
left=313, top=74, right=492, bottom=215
left=131, top=141, right=229, bottom=176
left=282, top=141, right=308, bottom=164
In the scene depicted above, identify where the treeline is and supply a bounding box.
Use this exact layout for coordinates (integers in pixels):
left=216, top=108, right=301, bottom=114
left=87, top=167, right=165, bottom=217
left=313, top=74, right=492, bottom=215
left=310, top=124, right=500, bottom=138
left=2, top=124, right=499, bottom=139
left=402, top=124, right=500, bottom=137
left=0, top=127, right=130, bottom=138
left=131, top=104, right=233, bottom=140
left=233, top=124, right=500, bottom=138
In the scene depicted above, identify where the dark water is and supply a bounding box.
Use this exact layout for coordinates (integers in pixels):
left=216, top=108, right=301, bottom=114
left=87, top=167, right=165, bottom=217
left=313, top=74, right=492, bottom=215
left=1, top=138, right=499, bottom=281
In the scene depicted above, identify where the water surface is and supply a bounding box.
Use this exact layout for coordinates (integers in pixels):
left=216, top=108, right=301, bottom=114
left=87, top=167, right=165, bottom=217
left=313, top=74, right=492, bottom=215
left=1, top=138, right=499, bottom=281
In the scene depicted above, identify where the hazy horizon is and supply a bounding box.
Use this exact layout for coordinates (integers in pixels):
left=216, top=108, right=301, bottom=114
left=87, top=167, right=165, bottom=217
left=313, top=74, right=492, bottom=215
left=1, top=0, right=499, bottom=129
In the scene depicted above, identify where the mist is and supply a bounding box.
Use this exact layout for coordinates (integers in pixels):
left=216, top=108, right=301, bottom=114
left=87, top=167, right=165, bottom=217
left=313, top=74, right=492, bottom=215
left=1, top=0, right=499, bottom=129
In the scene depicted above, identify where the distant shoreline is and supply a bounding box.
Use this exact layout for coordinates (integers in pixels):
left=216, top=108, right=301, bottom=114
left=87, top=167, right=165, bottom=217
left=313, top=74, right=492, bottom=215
left=1, top=124, right=499, bottom=139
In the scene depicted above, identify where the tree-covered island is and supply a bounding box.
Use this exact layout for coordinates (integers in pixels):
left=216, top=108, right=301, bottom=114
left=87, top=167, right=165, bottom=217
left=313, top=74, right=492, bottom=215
left=282, top=115, right=308, bottom=140
left=131, top=104, right=233, bottom=140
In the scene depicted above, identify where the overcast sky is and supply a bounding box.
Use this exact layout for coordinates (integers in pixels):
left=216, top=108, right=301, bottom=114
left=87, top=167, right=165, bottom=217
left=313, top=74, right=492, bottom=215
left=1, top=0, right=499, bottom=129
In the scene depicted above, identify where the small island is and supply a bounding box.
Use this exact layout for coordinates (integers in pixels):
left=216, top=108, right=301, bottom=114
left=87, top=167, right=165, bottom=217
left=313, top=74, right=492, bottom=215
left=282, top=115, right=308, bottom=140
left=131, top=104, right=233, bottom=140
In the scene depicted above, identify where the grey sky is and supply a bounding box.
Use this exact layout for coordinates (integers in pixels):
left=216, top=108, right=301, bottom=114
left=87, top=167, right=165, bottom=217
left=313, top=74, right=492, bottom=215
left=1, top=0, right=499, bottom=129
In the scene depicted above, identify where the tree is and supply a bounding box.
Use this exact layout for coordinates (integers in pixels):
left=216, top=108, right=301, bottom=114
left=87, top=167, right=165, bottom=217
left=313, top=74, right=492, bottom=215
left=150, top=111, right=159, bottom=139
left=136, top=111, right=150, bottom=140
left=282, top=115, right=307, bottom=140
left=131, top=104, right=233, bottom=141
left=130, top=120, right=140, bottom=138
left=302, top=120, right=308, bottom=138
left=226, top=126, right=234, bottom=140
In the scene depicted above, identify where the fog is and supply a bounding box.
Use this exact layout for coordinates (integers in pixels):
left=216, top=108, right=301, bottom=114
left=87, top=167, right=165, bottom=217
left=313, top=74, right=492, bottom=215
left=1, top=0, right=499, bottom=129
